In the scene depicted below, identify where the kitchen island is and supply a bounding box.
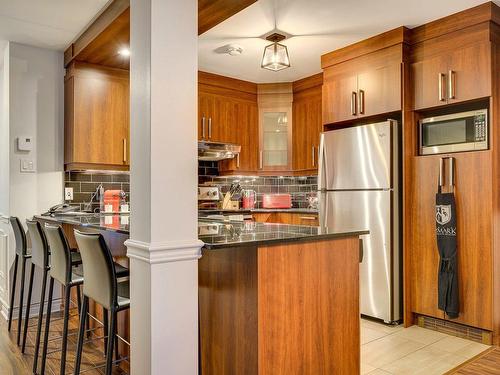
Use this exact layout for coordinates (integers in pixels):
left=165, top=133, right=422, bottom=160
left=36, top=213, right=367, bottom=374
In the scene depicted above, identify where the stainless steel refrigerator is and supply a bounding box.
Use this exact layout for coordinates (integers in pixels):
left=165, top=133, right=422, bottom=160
left=318, top=120, right=401, bottom=324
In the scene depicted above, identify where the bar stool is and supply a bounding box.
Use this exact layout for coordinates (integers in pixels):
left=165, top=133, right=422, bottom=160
left=8, top=217, right=32, bottom=347
left=25, top=220, right=82, bottom=375
left=73, top=230, right=130, bottom=375
left=40, top=224, right=85, bottom=375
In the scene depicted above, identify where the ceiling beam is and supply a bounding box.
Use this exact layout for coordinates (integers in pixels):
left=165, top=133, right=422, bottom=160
left=198, top=0, right=258, bottom=35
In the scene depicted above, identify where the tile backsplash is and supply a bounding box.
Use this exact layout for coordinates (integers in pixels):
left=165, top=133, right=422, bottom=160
left=199, top=161, right=318, bottom=209
left=65, top=171, right=130, bottom=211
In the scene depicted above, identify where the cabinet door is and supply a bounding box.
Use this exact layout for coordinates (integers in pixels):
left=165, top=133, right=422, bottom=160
left=219, top=100, right=259, bottom=173
left=293, top=91, right=322, bottom=171
left=260, top=109, right=291, bottom=171
left=447, top=41, right=491, bottom=105
left=411, top=54, right=449, bottom=110
left=198, top=92, right=213, bottom=141
left=357, top=63, right=401, bottom=117
left=410, top=152, right=493, bottom=330
left=322, top=68, right=358, bottom=124
left=73, top=75, right=129, bottom=167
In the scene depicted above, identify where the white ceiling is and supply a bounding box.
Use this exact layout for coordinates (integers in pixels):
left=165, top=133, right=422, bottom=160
left=0, top=0, right=110, bottom=50
left=199, top=0, right=499, bottom=83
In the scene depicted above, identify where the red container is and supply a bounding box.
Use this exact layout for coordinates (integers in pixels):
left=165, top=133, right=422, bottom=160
left=104, top=190, right=121, bottom=213
left=262, top=194, right=292, bottom=209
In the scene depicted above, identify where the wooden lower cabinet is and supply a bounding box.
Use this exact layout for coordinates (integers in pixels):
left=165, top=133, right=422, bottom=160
left=409, top=151, right=493, bottom=330
left=199, top=237, right=361, bottom=375
left=253, top=212, right=319, bottom=226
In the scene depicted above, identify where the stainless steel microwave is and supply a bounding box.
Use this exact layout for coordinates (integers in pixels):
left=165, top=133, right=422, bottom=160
left=419, top=109, right=488, bottom=155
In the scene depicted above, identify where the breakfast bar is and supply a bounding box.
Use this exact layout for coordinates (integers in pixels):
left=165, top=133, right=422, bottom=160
left=36, top=213, right=367, bottom=374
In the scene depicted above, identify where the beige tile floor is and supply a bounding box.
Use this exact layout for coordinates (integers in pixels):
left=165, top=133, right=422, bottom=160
left=361, top=319, right=490, bottom=375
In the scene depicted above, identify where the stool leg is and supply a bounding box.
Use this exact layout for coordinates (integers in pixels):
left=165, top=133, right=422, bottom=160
left=105, top=309, right=116, bottom=375
left=16, top=256, right=27, bottom=345
left=76, top=285, right=82, bottom=313
left=21, top=263, right=35, bottom=353
left=114, top=320, right=119, bottom=362
left=103, top=307, right=108, bottom=355
left=59, top=284, right=71, bottom=375
left=8, top=254, right=19, bottom=331
left=40, top=277, right=54, bottom=375
left=74, top=296, right=88, bottom=375
left=32, top=268, right=48, bottom=375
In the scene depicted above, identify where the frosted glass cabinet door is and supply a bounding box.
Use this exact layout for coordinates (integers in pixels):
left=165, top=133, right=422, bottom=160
left=261, top=111, right=289, bottom=168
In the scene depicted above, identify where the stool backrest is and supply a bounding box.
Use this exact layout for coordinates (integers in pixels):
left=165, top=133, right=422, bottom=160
left=9, top=217, right=28, bottom=256
left=26, top=220, right=50, bottom=269
left=44, top=224, right=72, bottom=285
left=74, top=230, right=116, bottom=310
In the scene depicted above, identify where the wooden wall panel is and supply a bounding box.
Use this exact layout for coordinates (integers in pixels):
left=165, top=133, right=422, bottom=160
left=258, top=238, right=360, bottom=375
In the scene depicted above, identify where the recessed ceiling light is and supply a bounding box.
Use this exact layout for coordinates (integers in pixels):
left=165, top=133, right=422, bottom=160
left=118, top=48, right=130, bottom=57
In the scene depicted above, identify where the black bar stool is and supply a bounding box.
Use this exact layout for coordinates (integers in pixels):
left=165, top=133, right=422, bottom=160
left=8, top=217, right=32, bottom=347
left=40, top=224, right=85, bottom=375
left=26, top=220, right=82, bottom=375
left=73, top=230, right=130, bottom=375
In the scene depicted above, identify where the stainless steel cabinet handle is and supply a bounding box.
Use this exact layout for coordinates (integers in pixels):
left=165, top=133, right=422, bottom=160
left=300, top=216, right=317, bottom=220
left=236, top=153, right=240, bottom=168
left=438, top=73, right=446, bottom=102
left=123, top=139, right=127, bottom=163
left=208, top=117, right=212, bottom=139
left=448, top=70, right=456, bottom=99
left=358, top=89, right=365, bottom=114
left=312, top=146, right=315, bottom=167
left=439, top=157, right=455, bottom=189
left=202, top=116, right=206, bottom=139
left=351, top=91, right=357, bottom=115
left=259, top=151, right=263, bottom=169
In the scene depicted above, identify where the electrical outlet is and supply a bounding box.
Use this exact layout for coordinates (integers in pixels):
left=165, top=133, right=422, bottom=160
left=65, top=187, right=74, bottom=201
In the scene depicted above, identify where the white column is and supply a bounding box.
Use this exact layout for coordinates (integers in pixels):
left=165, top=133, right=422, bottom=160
left=125, top=0, right=202, bottom=374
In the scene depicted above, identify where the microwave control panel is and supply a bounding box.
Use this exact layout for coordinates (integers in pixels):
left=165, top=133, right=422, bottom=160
left=474, top=114, right=487, bottom=142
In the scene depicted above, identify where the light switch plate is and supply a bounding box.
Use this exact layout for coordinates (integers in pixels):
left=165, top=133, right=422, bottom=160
left=65, top=187, right=74, bottom=201
left=20, top=159, right=36, bottom=173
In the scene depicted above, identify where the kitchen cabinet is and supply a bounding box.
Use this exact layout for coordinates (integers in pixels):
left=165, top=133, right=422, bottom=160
left=257, top=83, right=293, bottom=172
left=64, top=62, right=129, bottom=171
left=293, top=75, right=323, bottom=172
left=409, top=152, right=493, bottom=331
left=253, top=212, right=319, bottom=226
left=322, top=44, right=403, bottom=125
left=412, top=40, right=491, bottom=110
left=198, top=72, right=260, bottom=174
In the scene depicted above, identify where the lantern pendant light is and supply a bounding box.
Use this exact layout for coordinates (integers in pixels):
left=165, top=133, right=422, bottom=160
left=261, top=33, right=290, bottom=72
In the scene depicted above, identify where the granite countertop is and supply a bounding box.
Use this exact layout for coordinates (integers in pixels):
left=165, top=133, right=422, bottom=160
left=198, top=219, right=367, bottom=249
left=35, top=213, right=130, bottom=234
left=35, top=214, right=367, bottom=249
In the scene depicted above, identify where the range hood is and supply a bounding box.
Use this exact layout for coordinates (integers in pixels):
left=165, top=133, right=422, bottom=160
left=198, top=141, right=241, bottom=161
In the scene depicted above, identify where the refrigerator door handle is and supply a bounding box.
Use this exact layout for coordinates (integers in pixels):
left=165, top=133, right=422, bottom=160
left=318, top=134, right=326, bottom=189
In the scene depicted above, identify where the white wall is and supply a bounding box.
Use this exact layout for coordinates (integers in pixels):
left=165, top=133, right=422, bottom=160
left=0, top=41, right=10, bottom=312
left=0, top=42, right=64, bottom=318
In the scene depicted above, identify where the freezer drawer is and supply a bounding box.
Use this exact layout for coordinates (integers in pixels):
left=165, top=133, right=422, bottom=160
left=319, top=190, right=400, bottom=322
left=318, top=121, right=396, bottom=190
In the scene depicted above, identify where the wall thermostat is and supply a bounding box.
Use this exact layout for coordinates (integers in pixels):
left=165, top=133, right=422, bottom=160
left=17, top=136, right=33, bottom=151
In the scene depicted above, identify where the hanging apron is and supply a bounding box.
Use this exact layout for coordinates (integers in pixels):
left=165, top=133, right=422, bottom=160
left=435, top=184, right=459, bottom=319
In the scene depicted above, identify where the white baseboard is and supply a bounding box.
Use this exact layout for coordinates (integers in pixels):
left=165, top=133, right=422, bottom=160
left=0, top=297, right=62, bottom=322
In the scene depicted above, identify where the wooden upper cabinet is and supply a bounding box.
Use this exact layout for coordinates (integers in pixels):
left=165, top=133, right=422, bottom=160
left=411, top=54, right=449, bottom=110
left=321, top=28, right=409, bottom=126
left=65, top=62, right=129, bottom=171
left=293, top=78, right=322, bottom=172
left=322, top=71, right=357, bottom=124
left=412, top=33, right=492, bottom=110
left=357, top=62, right=401, bottom=117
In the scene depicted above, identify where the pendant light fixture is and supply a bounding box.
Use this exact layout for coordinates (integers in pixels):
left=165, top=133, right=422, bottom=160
left=261, top=32, right=291, bottom=71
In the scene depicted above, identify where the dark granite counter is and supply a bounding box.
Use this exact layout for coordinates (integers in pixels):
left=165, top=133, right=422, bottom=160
left=35, top=214, right=367, bottom=250
left=198, top=219, right=367, bottom=249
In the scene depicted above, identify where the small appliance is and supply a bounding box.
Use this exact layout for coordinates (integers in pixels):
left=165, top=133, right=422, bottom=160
left=419, top=109, right=488, bottom=155
left=262, top=194, right=291, bottom=209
